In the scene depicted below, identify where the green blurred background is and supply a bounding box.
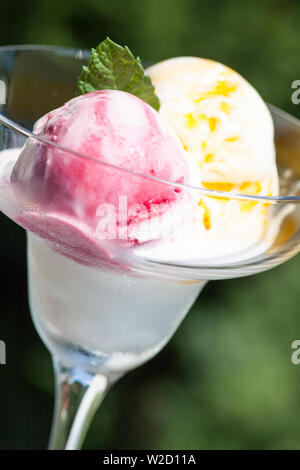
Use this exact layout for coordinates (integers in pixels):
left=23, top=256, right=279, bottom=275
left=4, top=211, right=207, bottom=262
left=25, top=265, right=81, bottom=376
left=1, top=0, right=300, bottom=450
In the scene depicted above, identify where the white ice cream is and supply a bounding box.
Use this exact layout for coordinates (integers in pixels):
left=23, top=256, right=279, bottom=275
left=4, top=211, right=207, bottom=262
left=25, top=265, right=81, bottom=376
left=134, top=57, right=279, bottom=262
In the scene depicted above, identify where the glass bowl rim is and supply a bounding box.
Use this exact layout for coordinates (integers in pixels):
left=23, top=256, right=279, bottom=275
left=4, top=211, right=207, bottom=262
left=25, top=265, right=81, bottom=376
left=0, top=44, right=300, bottom=204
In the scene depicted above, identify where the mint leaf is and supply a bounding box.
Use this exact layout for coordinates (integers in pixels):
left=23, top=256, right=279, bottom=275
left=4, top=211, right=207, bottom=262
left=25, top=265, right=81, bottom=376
left=78, top=37, right=160, bottom=111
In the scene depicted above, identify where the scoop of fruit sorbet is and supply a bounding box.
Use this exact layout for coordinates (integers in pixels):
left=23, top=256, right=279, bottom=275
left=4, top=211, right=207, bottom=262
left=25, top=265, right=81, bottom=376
left=11, top=90, right=189, bottom=253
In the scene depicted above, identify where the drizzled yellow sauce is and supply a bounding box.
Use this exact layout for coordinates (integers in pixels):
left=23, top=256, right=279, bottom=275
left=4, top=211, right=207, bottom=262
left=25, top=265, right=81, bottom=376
left=220, top=101, right=232, bottom=114
left=202, top=182, right=235, bottom=192
left=185, top=113, right=197, bottom=128
left=195, top=80, right=237, bottom=103
left=198, top=201, right=211, bottom=230
left=202, top=181, right=262, bottom=196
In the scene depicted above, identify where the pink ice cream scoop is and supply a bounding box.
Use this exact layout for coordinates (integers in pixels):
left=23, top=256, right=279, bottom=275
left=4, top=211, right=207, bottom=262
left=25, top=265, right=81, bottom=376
left=11, top=90, right=188, bottom=265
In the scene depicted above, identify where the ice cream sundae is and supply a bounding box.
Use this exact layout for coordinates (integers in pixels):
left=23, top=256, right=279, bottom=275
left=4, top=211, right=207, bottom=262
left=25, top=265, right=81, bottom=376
left=0, top=39, right=291, bottom=450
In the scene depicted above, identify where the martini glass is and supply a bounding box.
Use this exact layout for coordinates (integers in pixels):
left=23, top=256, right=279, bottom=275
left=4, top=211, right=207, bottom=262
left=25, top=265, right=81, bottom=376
left=1, top=46, right=300, bottom=450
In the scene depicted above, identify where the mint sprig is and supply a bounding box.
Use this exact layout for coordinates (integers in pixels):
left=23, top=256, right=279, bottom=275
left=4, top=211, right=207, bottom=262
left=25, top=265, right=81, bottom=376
left=78, top=37, right=160, bottom=111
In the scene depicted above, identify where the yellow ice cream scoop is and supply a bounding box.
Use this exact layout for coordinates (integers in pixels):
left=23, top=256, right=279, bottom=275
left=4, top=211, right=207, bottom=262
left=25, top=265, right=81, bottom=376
left=139, top=57, right=281, bottom=261
left=147, top=57, right=278, bottom=198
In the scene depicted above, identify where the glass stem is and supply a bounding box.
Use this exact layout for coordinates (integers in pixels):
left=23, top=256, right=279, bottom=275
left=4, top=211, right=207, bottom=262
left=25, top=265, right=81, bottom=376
left=48, top=359, right=109, bottom=450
